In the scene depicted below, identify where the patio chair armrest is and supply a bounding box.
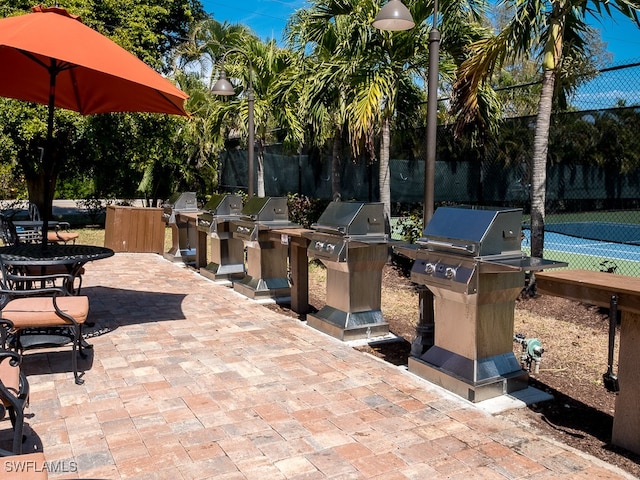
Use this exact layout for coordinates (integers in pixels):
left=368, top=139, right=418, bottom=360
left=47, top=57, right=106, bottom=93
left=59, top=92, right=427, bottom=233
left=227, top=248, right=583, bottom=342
left=0, top=319, right=14, bottom=349
left=1, top=285, right=70, bottom=299
left=0, top=349, right=21, bottom=367
left=51, top=294, right=81, bottom=325
left=4, top=271, right=76, bottom=294
left=55, top=221, right=71, bottom=231
left=6, top=270, right=75, bottom=284
left=0, top=319, right=14, bottom=330
left=0, top=349, right=27, bottom=409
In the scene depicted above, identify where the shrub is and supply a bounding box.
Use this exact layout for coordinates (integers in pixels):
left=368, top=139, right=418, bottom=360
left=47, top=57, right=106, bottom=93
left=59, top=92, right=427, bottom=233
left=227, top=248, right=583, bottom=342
left=287, top=194, right=329, bottom=228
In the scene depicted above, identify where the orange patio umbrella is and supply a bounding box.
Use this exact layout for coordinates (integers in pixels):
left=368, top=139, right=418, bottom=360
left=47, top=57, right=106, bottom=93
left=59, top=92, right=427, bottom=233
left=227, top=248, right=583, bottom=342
left=0, top=5, right=189, bottom=246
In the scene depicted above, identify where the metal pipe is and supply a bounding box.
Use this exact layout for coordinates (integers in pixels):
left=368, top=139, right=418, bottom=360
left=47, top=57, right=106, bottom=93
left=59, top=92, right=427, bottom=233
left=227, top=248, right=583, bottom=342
left=424, top=0, right=439, bottom=226
left=603, top=294, right=620, bottom=392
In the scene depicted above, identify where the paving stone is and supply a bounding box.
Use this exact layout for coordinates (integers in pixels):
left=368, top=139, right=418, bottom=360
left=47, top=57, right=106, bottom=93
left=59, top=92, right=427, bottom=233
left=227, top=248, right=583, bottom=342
left=14, top=254, right=631, bottom=480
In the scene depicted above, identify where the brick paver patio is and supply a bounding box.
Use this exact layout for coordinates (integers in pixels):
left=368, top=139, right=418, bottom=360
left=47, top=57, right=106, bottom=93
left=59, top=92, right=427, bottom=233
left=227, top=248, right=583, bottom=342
left=0, top=253, right=634, bottom=479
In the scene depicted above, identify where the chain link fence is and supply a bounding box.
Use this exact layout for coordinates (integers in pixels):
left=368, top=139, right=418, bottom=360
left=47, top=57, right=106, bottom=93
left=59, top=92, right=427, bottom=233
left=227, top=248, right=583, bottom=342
left=220, top=60, right=640, bottom=276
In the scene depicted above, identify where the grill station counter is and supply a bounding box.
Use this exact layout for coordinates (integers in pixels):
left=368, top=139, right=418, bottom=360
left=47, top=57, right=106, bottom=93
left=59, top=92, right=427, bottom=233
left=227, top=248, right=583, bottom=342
left=408, top=206, right=566, bottom=402
left=163, top=192, right=201, bottom=264
left=306, top=201, right=390, bottom=341
left=196, top=193, right=244, bottom=281
left=231, top=196, right=299, bottom=300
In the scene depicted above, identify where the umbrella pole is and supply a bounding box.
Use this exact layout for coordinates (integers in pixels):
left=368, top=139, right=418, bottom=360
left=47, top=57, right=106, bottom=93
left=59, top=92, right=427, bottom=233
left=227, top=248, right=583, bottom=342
left=41, top=66, right=58, bottom=249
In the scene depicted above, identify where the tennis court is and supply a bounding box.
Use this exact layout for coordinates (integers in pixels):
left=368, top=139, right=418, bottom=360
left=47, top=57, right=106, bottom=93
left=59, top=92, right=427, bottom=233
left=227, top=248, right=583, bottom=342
left=522, top=221, right=640, bottom=275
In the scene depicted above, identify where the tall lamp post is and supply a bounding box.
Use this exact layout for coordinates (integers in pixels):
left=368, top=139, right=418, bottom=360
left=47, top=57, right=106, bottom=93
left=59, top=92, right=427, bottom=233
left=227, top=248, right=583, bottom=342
left=374, top=0, right=440, bottom=356
left=373, top=0, right=439, bottom=226
left=211, top=48, right=255, bottom=199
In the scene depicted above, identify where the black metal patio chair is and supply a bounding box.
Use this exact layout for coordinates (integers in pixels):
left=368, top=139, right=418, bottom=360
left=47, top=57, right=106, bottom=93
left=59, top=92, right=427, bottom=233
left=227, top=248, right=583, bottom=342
left=0, top=319, right=29, bottom=455
left=0, top=259, right=90, bottom=385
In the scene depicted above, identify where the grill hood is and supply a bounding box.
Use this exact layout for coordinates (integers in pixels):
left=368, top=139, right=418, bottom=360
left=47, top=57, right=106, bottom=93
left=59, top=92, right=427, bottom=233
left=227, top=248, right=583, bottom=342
left=164, top=192, right=198, bottom=212
left=232, top=196, right=299, bottom=243
left=197, top=194, right=243, bottom=235
left=311, top=201, right=388, bottom=241
left=201, top=194, right=242, bottom=216
left=419, top=206, right=522, bottom=257
left=239, top=196, right=289, bottom=223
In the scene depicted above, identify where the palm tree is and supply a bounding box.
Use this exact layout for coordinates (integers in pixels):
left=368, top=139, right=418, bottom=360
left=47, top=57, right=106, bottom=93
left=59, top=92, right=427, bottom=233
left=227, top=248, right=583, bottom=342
left=176, top=19, right=306, bottom=198
left=241, top=38, right=305, bottom=197
left=289, top=0, right=490, bottom=220
left=453, top=0, right=640, bottom=257
left=286, top=9, right=352, bottom=199
left=288, top=0, right=433, bottom=218
left=174, top=19, right=263, bottom=195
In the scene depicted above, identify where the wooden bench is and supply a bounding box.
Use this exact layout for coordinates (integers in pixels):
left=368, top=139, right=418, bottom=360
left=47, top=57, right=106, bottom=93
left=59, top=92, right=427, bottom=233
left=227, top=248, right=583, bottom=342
left=536, top=269, right=640, bottom=455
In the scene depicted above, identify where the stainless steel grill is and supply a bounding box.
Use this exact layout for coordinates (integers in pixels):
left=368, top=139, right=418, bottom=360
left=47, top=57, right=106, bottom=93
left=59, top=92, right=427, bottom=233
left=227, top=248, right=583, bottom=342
left=230, top=197, right=299, bottom=300
left=408, top=206, right=566, bottom=402
left=306, top=201, right=390, bottom=341
left=163, top=192, right=200, bottom=263
left=307, top=201, right=388, bottom=262
left=196, top=194, right=244, bottom=281
left=232, top=196, right=295, bottom=243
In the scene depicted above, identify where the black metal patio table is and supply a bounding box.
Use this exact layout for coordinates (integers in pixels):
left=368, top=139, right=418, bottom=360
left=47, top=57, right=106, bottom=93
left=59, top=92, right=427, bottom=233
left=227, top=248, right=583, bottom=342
left=0, top=243, right=114, bottom=292
left=0, top=243, right=113, bottom=271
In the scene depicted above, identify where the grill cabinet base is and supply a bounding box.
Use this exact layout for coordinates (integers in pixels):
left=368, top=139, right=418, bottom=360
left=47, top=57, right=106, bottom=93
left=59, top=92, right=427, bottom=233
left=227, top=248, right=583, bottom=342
left=409, top=270, right=528, bottom=402
left=307, top=243, right=389, bottom=341
left=164, top=212, right=199, bottom=264
left=233, top=237, right=290, bottom=300
left=199, top=236, right=245, bottom=282
left=307, top=306, right=389, bottom=341
left=408, top=348, right=529, bottom=403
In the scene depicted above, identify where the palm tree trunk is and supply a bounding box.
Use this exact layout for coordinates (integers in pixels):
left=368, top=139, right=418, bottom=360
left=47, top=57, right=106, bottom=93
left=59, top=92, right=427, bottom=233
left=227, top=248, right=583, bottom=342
left=257, top=138, right=265, bottom=197
left=530, top=69, right=556, bottom=258
left=379, top=116, right=391, bottom=220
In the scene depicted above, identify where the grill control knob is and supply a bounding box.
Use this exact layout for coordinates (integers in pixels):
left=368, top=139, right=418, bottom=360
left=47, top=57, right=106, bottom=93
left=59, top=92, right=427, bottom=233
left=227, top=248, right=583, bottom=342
left=315, top=241, right=325, bottom=250
left=326, top=244, right=335, bottom=253
left=425, top=263, right=435, bottom=275
left=445, top=267, right=457, bottom=279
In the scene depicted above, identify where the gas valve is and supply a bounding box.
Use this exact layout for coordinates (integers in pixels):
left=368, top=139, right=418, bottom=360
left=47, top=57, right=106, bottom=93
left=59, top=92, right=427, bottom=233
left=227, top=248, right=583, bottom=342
left=514, top=334, right=544, bottom=373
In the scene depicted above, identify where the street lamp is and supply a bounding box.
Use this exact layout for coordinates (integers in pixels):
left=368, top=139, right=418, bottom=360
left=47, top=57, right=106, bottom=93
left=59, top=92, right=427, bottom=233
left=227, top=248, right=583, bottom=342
left=372, top=0, right=415, bottom=30
left=212, top=48, right=255, bottom=199
left=374, top=0, right=439, bottom=226
left=374, top=0, right=440, bottom=357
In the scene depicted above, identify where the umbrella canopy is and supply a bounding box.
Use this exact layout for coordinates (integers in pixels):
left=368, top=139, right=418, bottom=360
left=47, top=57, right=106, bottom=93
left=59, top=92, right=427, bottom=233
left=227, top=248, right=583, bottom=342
left=0, top=5, right=189, bottom=116
left=0, top=5, right=189, bottom=246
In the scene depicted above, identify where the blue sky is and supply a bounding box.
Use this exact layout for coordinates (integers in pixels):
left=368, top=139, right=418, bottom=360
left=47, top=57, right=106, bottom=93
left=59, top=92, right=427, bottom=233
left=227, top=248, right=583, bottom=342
left=201, top=1, right=640, bottom=109
left=201, top=0, right=640, bottom=64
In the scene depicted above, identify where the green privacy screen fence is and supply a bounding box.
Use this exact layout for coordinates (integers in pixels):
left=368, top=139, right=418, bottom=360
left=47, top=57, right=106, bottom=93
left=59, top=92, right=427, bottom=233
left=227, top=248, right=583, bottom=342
left=219, top=61, right=640, bottom=276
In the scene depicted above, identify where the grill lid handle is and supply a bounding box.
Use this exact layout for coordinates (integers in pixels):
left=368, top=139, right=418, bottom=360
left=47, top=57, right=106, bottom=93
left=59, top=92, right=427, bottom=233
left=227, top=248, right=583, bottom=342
left=423, top=239, right=477, bottom=255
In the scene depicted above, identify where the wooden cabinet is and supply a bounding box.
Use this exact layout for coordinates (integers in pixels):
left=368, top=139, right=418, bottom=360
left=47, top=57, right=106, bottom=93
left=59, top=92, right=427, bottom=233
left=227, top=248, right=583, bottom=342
left=104, top=205, right=165, bottom=253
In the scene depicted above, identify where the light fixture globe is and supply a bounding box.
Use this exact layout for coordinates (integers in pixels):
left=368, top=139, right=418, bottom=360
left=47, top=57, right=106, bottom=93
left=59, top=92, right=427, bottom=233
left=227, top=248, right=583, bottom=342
left=211, top=71, right=235, bottom=96
left=373, top=0, right=415, bottom=31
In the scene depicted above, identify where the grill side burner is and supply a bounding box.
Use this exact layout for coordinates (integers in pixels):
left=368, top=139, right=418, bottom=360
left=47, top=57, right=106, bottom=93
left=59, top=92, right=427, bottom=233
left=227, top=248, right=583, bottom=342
left=196, top=194, right=245, bottom=281
left=306, top=201, right=390, bottom=341
left=163, top=192, right=200, bottom=263
left=407, top=206, right=566, bottom=402
left=230, top=197, right=300, bottom=300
